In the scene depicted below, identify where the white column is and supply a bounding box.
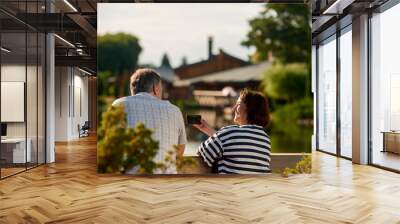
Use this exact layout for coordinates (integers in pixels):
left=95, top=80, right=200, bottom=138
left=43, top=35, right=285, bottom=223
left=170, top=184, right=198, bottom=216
left=312, top=45, right=317, bottom=151
left=46, top=32, right=55, bottom=163
left=54, top=67, right=72, bottom=141
left=352, top=14, right=369, bottom=164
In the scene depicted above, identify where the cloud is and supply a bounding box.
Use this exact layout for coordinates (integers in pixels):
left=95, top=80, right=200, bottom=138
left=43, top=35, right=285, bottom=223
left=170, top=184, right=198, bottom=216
left=98, top=3, right=263, bottom=67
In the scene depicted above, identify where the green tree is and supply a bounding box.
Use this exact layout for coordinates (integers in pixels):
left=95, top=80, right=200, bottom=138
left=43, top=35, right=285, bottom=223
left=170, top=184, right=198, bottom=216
left=160, top=53, right=172, bottom=68
left=97, top=105, right=159, bottom=174
left=97, top=71, right=116, bottom=97
left=242, top=4, right=311, bottom=64
left=278, top=97, right=313, bottom=121
left=282, top=154, right=311, bottom=177
left=262, top=63, right=309, bottom=102
left=181, top=56, right=188, bottom=67
left=98, top=32, right=142, bottom=75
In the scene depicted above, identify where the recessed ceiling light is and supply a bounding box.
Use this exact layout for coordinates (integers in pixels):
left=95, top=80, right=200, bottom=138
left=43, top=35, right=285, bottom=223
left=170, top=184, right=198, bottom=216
left=63, top=0, right=78, bottom=12
left=322, top=0, right=354, bottom=15
left=54, top=34, right=75, bottom=48
left=1, top=47, right=11, bottom=53
left=78, top=67, right=93, bottom=76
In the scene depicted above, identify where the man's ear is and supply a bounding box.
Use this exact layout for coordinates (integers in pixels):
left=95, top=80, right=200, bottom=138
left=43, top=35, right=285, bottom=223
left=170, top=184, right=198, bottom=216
left=152, top=83, right=157, bottom=95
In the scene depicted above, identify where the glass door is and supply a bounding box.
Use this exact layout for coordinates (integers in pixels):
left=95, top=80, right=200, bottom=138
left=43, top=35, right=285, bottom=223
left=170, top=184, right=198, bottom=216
left=339, top=26, right=352, bottom=159
left=317, top=35, right=337, bottom=155
left=1, top=30, right=28, bottom=178
left=370, top=4, right=400, bottom=171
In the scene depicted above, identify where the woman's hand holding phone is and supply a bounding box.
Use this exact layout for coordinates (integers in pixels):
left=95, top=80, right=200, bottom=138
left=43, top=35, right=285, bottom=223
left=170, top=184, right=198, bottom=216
left=193, top=119, right=215, bottom=137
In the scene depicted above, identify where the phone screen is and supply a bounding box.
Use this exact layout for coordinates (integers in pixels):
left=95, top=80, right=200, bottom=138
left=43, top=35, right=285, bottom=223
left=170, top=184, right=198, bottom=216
left=187, top=115, right=201, bottom=125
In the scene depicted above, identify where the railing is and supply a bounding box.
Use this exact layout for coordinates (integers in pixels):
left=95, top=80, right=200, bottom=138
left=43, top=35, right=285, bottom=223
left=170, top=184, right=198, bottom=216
left=193, top=90, right=236, bottom=108
left=179, top=153, right=311, bottom=174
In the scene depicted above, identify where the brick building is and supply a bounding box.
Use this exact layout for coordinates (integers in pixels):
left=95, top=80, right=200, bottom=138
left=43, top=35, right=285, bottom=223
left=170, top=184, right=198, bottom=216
left=170, top=37, right=250, bottom=100
left=174, top=37, right=249, bottom=80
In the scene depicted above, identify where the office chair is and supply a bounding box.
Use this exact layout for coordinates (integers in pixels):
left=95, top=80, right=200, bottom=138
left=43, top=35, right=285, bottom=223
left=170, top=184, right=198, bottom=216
left=78, top=121, right=90, bottom=138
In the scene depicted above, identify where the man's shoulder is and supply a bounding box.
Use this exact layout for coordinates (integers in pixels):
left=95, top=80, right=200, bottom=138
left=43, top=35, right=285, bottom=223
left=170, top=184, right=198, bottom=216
left=112, top=96, right=130, bottom=106
left=113, top=95, right=158, bottom=105
left=165, top=102, right=180, bottom=112
left=158, top=102, right=183, bottom=119
left=112, top=96, right=181, bottom=114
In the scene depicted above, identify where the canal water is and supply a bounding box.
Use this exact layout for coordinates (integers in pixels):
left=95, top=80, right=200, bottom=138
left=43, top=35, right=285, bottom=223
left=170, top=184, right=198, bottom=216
left=185, top=108, right=312, bottom=155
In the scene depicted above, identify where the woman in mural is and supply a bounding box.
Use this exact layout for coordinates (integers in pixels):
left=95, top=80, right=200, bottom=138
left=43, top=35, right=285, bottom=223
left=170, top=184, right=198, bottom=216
left=193, top=89, right=271, bottom=174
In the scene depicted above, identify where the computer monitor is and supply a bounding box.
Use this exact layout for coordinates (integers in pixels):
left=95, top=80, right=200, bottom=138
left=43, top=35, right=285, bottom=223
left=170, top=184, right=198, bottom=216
left=1, top=123, right=7, bottom=137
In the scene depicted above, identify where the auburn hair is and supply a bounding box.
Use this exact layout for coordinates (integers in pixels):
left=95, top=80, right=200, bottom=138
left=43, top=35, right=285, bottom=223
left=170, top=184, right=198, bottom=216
left=239, top=89, right=270, bottom=127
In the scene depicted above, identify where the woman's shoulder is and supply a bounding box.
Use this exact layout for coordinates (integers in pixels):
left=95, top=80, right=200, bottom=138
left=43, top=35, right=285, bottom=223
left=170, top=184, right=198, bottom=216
left=217, top=125, right=240, bottom=133
left=220, top=125, right=239, bottom=130
left=232, top=125, right=270, bottom=138
left=214, top=125, right=239, bottom=136
left=216, top=124, right=270, bottom=138
left=243, top=125, right=269, bottom=134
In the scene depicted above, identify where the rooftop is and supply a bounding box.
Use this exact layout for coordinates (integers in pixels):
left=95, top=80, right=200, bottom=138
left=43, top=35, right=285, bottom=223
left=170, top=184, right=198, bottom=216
left=174, top=61, right=270, bottom=87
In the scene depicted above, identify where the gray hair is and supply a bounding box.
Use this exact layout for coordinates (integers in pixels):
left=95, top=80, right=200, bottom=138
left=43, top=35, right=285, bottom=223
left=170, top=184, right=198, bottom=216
left=130, top=68, right=161, bottom=95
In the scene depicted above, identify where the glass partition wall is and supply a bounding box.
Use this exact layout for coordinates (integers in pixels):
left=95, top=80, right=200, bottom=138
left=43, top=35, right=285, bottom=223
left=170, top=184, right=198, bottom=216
left=1, top=30, right=27, bottom=177
left=370, top=3, right=400, bottom=171
left=317, top=35, right=337, bottom=155
left=315, top=0, right=400, bottom=172
left=316, top=24, right=353, bottom=159
left=339, top=26, right=352, bottom=159
left=0, top=2, right=46, bottom=179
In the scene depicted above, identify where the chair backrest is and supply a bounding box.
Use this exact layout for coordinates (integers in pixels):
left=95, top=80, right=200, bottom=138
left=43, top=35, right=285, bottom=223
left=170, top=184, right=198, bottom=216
left=81, top=121, right=90, bottom=130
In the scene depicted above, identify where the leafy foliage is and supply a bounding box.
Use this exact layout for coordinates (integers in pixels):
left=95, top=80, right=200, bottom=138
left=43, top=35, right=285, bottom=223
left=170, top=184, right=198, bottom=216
left=242, top=4, right=311, bottom=64
left=97, top=105, right=159, bottom=174
left=97, top=105, right=197, bottom=174
left=161, top=53, right=172, bottom=68
left=281, top=153, right=312, bottom=177
left=98, top=32, right=142, bottom=75
left=262, top=63, right=309, bottom=102
left=159, top=146, right=198, bottom=174
left=267, top=97, right=313, bottom=154
left=181, top=56, right=188, bottom=67
left=98, top=71, right=116, bottom=97
left=272, top=97, right=313, bottom=124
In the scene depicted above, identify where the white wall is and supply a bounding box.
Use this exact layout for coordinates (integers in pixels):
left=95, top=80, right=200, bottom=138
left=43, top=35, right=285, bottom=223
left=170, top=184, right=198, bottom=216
left=54, top=67, right=89, bottom=141
left=55, top=67, right=69, bottom=141
left=311, top=45, right=316, bottom=151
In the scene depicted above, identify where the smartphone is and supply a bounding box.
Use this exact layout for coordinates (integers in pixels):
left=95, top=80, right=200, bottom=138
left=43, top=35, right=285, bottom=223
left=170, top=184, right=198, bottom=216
left=187, top=115, right=202, bottom=125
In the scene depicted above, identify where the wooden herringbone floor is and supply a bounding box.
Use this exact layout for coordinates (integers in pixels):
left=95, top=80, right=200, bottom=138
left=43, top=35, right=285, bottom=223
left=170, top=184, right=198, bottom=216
left=1, top=136, right=400, bottom=224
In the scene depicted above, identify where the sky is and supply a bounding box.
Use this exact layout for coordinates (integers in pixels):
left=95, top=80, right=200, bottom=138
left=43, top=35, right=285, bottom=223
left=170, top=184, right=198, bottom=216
left=98, top=3, right=265, bottom=68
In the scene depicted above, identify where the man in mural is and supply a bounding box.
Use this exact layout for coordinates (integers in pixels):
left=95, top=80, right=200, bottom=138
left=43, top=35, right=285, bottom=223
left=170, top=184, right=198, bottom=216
left=112, top=68, right=187, bottom=174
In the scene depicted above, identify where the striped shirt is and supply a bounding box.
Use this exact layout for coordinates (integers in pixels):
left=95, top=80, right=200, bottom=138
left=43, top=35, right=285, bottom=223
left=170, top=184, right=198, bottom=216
left=198, top=125, right=271, bottom=174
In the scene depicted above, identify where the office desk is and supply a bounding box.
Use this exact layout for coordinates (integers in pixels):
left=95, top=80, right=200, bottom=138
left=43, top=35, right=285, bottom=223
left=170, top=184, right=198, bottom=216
left=1, top=138, right=32, bottom=163
left=382, top=131, right=400, bottom=154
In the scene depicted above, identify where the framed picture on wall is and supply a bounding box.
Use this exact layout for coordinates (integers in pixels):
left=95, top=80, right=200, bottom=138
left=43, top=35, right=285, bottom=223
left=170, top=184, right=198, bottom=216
left=1, top=81, right=25, bottom=122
